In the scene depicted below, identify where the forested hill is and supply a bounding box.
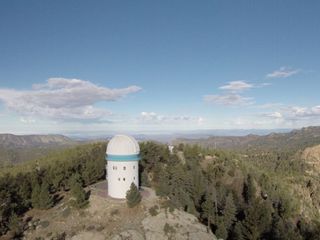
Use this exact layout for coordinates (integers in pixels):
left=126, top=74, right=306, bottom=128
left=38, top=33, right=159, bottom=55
left=0, top=134, right=78, bottom=165
left=174, top=126, right=320, bottom=151
left=0, top=134, right=75, bottom=147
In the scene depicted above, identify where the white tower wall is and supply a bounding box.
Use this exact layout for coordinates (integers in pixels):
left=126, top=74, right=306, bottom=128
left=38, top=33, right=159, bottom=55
left=107, top=161, right=139, bottom=199
left=106, top=135, right=140, bottom=199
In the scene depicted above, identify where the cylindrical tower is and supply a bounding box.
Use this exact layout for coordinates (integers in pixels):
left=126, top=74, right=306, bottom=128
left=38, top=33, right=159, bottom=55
left=106, top=135, right=140, bottom=199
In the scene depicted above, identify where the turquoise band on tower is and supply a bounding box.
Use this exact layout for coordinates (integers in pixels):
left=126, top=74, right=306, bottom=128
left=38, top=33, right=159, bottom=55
left=106, top=154, right=140, bottom=161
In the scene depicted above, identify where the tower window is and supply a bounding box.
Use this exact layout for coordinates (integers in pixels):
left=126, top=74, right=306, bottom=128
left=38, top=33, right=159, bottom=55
left=123, top=178, right=125, bottom=181
left=123, top=166, right=126, bottom=170
left=133, top=177, right=135, bottom=180
left=133, top=166, right=135, bottom=169
left=118, top=178, right=120, bottom=181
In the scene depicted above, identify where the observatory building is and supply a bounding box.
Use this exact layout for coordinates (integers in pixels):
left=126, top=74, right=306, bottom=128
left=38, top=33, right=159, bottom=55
left=106, top=135, right=140, bottom=199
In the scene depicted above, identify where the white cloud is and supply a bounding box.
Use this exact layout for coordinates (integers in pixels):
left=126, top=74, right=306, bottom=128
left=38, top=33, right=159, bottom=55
left=265, top=112, right=283, bottom=119
left=20, top=117, right=36, bottom=124
left=258, top=105, right=320, bottom=127
left=139, top=112, right=204, bottom=125
left=284, top=105, right=320, bottom=119
left=219, top=81, right=253, bottom=92
left=254, top=103, right=284, bottom=109
left=204, top=93, right=254, bottom=106
left=0, top=78, right=141, bottom=121
left=266, top=66, right=300, bottom=78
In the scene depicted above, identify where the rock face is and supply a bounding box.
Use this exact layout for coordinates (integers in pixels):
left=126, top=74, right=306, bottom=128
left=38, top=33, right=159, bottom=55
left=71, top=231, right=105, bottom=240
left=302, top=144, right=320, bottom=175
left=141, top=208, right=216, bottom=240
left=111, top=229, right=144, bottom=240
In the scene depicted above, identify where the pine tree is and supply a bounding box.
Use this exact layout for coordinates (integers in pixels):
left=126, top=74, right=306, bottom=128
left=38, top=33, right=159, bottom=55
left=269, top=212, right=286, bottom=240
left=126, top=182, right=141, bottom=208
left=8, top=213, right=22, bottom=238
left=241, top=199, right=272, bottom=240
left=223, top=193, right=237, bottom=231
left=69, top=174, right=88, bottom=208
left=243, top=174, right=255, bottom=204
left=230, top=222, right=244, bottom=240
left=31, top=182, right=41, bottom=208
left=215, top=218, right=228, bottom=240
left=38, top=181, right=53, bottom=209
left=202, top=186, right=217, bottom=232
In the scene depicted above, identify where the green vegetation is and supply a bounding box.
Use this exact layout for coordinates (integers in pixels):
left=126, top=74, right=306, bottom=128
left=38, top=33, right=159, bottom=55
left=2, top=127, right=320, bottom=239
left=139, top=138, right=320, bottom=240
left=126, top=183, right=142, bottom=208
left=0, top=143, right=105, bottom=236
left=149, top=205, right=159, bottom=216
left=69, top=173, right=89, bottom=208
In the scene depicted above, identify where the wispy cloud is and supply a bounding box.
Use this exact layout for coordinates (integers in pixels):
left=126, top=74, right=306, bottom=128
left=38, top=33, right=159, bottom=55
left=204, top=93, right=254, bottom=106
left=263, top=111, right=283, bottom=119
left=20, top=117, right=36, bottom=124
left=0, top=78, right=141, bottom=121
left=284, top=105, right=320, bottom=120
left=139, top=112, right=204, bottom=125
left=266, top=66, right=300, bottom=78
left=205, top=80, right=256, bottom=106
left=219, top=81, right=253, bottom=92
left=260, top=105, right=320, bottom=125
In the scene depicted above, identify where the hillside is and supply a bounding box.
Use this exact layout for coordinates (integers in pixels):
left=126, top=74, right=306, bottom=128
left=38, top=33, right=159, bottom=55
left=0, top=134, right=78, bottom=165
left=20, top=186, right=216, bottom=240
left=2, top=136, right=320, bottom=239
left=0, top=134, right=75, bottom=148
left=174, top=126, right=320, bottom=151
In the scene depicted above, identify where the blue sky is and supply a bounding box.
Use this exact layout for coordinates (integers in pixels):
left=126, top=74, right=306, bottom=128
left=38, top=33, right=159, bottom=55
left=0, top=0, right=319, bottom=134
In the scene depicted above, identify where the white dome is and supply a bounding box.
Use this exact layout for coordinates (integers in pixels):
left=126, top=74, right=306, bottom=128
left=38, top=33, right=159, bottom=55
left=106, top=135, right=140, bottom=155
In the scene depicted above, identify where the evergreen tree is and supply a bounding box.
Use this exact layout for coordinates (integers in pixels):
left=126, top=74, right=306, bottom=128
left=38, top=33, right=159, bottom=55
left=31, top=182, right=41, bottom=208
left=241, top=199, right=272, bottom=240
left=269, top=212, right=286, bottom=240
left=243, top=174, right=255, bottom=204
left=69, top=174, right=88, bottom=208
left=215, top=218, right=228, bottom=240
left=201, top=185, right=217, bottom=232
left=38, top=181, right=53, bottom=209
left=223, top=192, right=237, bottom=232
left=126, top=182, right=141, bottom=208
left=8, top=213, right=23, bottom=238
left=230, top=222, right=244, bottom=240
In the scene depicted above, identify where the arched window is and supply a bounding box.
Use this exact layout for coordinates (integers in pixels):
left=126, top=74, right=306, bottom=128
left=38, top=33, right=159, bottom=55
left=123, top=166, right=126, bottom=170
left=118, top=178, right=120, bottom=181
left=123, top=178, right=125, bottom=181
left=133, top=165, right=135, bottom=169
left=133, top=177, right=135, bottom=180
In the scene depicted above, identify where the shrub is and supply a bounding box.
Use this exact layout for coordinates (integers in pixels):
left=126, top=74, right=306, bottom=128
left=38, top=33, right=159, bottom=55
left=149, top=205, right=159, bottom=216
left=126, top=183, right=142, bottom=208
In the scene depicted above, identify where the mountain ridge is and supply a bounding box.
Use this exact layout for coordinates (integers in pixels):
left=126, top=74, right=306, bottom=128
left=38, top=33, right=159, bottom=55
left=174, top=126, right=320, bottom=151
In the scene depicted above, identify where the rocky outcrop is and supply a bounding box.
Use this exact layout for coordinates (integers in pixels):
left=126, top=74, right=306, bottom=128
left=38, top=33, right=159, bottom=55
left=141, top=208, right=216, bottom=240
left=302, top=144, right=320, bottom=175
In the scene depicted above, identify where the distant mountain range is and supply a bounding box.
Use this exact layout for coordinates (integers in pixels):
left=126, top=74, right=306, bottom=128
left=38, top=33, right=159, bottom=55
left=1, top=126, right=320, bottom=165
left=174, top=126, right=320, bottom=151
left=0, top=134, right=75, bottom=148
left=0, top=134, right=77, bottom=165
left=65, top=128, right=292, bottom=143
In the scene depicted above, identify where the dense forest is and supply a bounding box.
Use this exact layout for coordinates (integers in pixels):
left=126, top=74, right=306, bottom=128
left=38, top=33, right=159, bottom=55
left=139, top=141, right=320, bottom=240
left=1, top=131, right=320, bottom=239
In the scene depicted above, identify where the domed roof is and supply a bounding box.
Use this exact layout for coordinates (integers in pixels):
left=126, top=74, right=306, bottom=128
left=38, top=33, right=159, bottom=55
left=106, top=135, right=140, bottom=155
